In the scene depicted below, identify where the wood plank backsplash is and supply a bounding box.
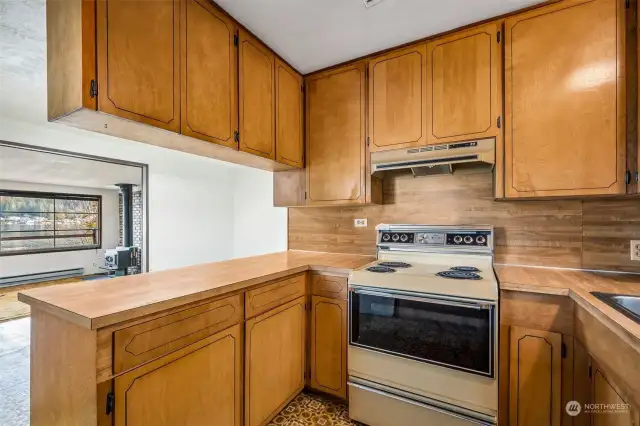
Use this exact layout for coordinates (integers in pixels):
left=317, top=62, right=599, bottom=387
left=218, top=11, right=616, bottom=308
left=288, top=172, right=640, bottom=272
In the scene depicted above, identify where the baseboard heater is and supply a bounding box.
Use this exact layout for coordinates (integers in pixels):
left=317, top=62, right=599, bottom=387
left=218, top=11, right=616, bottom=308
left=0, top=268, right=84, bottom=289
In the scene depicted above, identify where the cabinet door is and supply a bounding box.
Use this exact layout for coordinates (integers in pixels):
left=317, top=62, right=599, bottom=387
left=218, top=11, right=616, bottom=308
left=427, top=23, right=501, bottom=144
left=509, top=326, right=562, bottom=426
left=96, top=0, right=180, bottom=132
left=181, top=0, right=238, bottom=149
left=275, top=59, right=304, bottom=168
left=114, top=324, right=242, bottom=426
left=591, top=360, right=639, bottom=426
left=306, top=62, right=367, bottom=205
left=369, top=44, right=427, bottom=152
left=245, top=297, right=306, bottom=426
left=310, top=296, right=347, bottom=399
left=239, top=30, right=276, bottom=160
left=505, top=0, right=626, bottom=198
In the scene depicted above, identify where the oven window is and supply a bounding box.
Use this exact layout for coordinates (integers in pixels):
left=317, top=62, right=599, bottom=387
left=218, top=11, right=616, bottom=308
left=349, top=291, right=493, bottom=376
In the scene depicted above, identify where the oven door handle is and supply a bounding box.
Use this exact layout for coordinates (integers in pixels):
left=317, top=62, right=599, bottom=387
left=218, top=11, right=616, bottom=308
left=350, top=288, right=493, bottom=310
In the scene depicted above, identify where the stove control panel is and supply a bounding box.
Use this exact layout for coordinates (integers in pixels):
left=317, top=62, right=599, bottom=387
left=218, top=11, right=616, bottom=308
left=380, top=232, right=415, bottom=244
left=446, top=232, right=490, bottom=247
left=377, top=225, right=493, bottom=253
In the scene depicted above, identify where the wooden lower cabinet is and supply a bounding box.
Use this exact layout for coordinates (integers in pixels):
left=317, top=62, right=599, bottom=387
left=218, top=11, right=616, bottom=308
left=113, top=324, right=242, bottom=426
left=309, top=295, right=348, bottom=399
left=508, top=326, right=563, bottom=426
left=245, top=296, right=307, bottom=426
left=591, top=359, right=640, bottom=426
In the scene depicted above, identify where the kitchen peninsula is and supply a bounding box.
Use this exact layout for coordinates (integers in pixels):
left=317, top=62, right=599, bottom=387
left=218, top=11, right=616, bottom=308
left=19, top=250, right=640, bottom=426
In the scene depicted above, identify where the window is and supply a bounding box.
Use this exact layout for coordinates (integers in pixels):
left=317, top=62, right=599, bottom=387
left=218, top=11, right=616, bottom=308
left=0, top=190, right=101, bottom=256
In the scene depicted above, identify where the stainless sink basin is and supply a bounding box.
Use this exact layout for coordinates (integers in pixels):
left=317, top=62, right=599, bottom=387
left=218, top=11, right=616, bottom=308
left=591, top=292, right=640, bottom=324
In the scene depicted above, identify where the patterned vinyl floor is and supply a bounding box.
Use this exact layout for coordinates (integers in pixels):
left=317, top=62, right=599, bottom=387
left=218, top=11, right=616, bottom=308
left=268, top=391, right=363, bottom=426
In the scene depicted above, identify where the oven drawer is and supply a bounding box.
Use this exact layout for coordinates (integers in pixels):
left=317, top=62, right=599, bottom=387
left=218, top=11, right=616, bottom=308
left=245, top=273, right=306, bottom=318
left=113, top=294, right=243, bottom=373
left=348, top=380, right=494, bottom=426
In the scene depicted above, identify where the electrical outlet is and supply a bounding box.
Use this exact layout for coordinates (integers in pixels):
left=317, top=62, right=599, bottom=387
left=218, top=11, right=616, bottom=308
left=632, top=240, right=640, bottom=261
left=354, top=218, right=368, bottom=228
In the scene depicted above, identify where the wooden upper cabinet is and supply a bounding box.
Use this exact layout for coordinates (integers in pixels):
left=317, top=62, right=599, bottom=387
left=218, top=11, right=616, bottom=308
left=239, top=30, right=276, bottom=160
left=181, top=0, right=238, bottom=149
left=275, top=59, right=304, bottom=168
left=96, top=0, right=180, bottom=132
left=427, top=23, right=502, bottom=144
left=369, top=44, right=427, bottom=152
left=509, top=326, right=562, bottom=426
left=114, top=324, right=242, bottom=426
left=505, top=0, right=626, bottom=198
left=306, top=62, right=367, bottom=205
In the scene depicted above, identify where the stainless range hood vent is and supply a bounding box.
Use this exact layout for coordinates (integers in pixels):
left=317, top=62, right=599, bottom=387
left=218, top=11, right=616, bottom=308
left=371, top=138, right=495, bottom=177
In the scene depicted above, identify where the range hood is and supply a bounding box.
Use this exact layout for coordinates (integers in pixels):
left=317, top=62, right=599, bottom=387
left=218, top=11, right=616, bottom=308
left=371, top=138, right=495, bottom=176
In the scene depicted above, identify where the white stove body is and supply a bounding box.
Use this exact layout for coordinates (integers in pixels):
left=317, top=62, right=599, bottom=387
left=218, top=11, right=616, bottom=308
left=347, top=225, right=499, bottom=426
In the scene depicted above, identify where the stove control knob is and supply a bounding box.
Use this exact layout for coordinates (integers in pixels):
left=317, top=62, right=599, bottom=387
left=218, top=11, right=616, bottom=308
left=453, top=235, right=463, bottom=244
left=464, top=236, right=473, bottom=244
left=392, top=234, right=400, bottom=242
left=400, top=234, right=408, bottom=242
left=382, top=233, right=391, bottom=242
left=476, top=236, right=486, bottom=245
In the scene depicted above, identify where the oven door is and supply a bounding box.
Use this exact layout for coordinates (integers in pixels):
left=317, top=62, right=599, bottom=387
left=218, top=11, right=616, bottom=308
left=349, top=286, right=495, bottom=377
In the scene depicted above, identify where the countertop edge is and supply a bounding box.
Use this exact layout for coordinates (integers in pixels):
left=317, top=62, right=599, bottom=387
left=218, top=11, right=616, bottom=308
left=19, top=260, right=365, bottom=330
left=17, top=292, right=93, bottom=329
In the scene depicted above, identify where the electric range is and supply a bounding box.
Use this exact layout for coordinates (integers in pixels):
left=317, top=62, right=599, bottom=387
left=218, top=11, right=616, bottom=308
left=347, top=224, right=499, bottom=426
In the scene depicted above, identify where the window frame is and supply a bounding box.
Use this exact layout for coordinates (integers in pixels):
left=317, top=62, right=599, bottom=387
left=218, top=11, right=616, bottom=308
left=0, top=189, right=103, bottom=257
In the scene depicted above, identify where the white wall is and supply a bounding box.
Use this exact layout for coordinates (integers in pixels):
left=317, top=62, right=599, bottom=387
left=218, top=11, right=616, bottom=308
left=0, top=118, right=241, bottom=272
left=0, top=118, right=288, bottom=273
left=0, top=180, right=120, bottom=276
left=231, top=167, right=288, bottom=259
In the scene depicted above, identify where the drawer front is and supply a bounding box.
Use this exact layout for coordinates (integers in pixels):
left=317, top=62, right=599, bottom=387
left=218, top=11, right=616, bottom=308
left=311, top=274, right=347, bottom=300
left=245, top=273, right=306, bottom=318
left=113, top=294, right=243, bottom=373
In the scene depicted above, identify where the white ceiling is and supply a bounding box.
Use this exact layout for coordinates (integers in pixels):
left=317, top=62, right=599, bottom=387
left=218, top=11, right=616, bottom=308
left=216, top=0, right=545, bottom=73
left=0, top=145, right=143, bottom=189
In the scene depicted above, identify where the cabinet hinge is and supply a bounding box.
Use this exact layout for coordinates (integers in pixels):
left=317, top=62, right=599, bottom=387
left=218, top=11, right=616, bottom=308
left=626, top=170, right=632, bottom=185
left=588, top=365, right=592, bottom=378
left=106, top=391, right=115, bottom=415
left=497, top=116, right=501, bottom=129
left=90, top=79, right=98, bottom=98
left=367, top=136, right=370, bottom=147
left=234, top=34, right=239, bottom=47
left=497, top=31, right=501, bottom=43
left=304, top=191, right=307, bottom=200
left=561, top=343, right=567, bottom=359
left=234, top=130, right=239, bottom=143
left=626, top=0, right=630, bottom=8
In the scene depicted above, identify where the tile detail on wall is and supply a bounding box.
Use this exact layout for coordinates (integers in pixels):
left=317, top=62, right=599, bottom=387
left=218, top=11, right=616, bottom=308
left=289, top=172, right=640, bottom=272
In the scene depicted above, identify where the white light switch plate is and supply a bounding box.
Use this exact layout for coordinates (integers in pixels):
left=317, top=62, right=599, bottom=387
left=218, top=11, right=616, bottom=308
left=354, top=218, right=368, bottom=227
left=631, top=240, right=640, bottom=261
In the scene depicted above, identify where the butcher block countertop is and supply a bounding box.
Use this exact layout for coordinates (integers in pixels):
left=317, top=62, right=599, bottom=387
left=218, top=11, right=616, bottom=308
left=496, top=264, right=640, bottom=349
left=18, top=250, right=375, bottom=330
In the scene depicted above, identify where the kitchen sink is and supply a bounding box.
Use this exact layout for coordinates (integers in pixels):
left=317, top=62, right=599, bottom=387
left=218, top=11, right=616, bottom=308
left=591, top=292, right=640, bottom=324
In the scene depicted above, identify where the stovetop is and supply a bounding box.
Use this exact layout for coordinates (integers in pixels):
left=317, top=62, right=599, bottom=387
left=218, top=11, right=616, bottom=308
left=351, top=254, right=498, bottom=301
